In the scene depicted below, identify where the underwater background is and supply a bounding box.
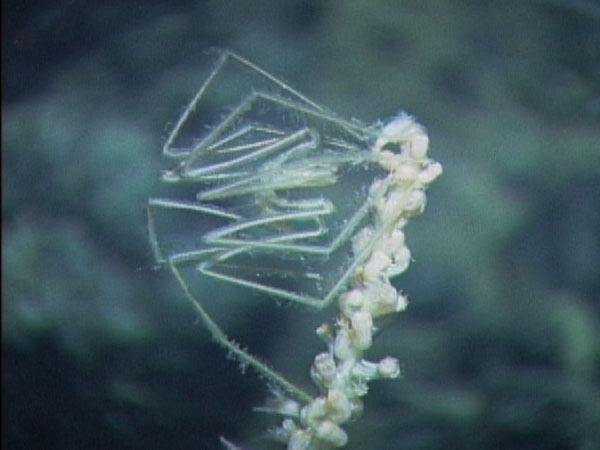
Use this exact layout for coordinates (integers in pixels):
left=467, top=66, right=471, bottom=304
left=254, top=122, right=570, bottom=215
left=3, top=1, right=599, bottom=449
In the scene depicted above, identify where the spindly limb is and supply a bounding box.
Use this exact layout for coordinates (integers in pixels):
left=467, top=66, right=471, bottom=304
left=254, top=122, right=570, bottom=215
left=166, top=254, right=314, bottom=404
left=146, top=189, right=377, bottom=309
left=162, top=49, right=325, bottom=160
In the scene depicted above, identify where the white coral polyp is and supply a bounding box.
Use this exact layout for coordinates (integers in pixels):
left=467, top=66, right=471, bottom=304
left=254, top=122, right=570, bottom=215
left=378, top=357, right=401, bottom=378
left=363, top=250, right=392, bottom=282
left=338, top=289, right=366, bottom=316
left=315, top=420, right=348, bottom=447
left=350, top=310, right=373, bottom=350
left=276, top=113, right=440, bottom=449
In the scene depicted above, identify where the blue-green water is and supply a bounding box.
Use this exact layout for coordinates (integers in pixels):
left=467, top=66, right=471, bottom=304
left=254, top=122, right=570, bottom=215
left=3, top=1, right=599, bottom=449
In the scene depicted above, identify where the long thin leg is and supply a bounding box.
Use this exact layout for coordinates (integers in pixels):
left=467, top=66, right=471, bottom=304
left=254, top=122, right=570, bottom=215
left=167, top=254, right=314, bottom=404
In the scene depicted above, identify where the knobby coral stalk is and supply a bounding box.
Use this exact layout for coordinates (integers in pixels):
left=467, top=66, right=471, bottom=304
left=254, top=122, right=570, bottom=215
left=266, top=114, right=442, bottom=449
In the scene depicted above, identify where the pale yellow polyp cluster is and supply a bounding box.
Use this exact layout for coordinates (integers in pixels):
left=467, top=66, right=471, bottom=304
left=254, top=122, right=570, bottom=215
left=273, top=114, right=442, bottom=449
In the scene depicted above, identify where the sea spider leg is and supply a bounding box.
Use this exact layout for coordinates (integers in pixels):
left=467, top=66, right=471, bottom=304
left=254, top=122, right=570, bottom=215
left=165, top=248, right=315, bottom=404
left=161, top=49, right=326, bottom=160
left=149, top=50, right=420, bottom=401
left=171, top=90, right=373, bottom=180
